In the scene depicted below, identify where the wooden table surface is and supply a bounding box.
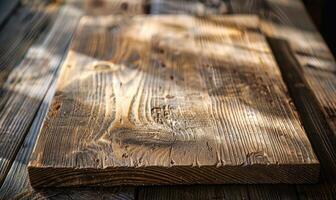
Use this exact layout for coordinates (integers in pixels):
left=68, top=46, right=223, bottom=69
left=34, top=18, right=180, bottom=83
left=0, top=0, right=335, bottom=199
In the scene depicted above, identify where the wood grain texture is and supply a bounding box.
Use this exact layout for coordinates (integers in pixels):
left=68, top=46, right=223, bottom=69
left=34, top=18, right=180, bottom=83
left=13, top=187, right=135, bottom=200
left=231, top=0, right=336, bottom=138
left=247, top=184, right=297, bottom=200
left=148, top=0, right=230, bottom=15
left=0, top=0, right=59, bottom=185
left=138, top=184, right=297, bottom=200
left=0, top=2, right=82, bottom=189
left=229, top=0, right=336, bottom=199
left=0, top=69, right=58, bottom=199
left=28, top=14, right=318, bottom=187
left=67, top=0, right=147, bottom=16
left=0, top=0, right=55, bottom=89
left=137, top=0, right=336, bottom=199
left=0, top=2, right=136, bottom=199
left=259, top=0, right=336, bottom=144
left=267, top=37, right=336, bottom=200
left=138, top=185, right=249, bottom=200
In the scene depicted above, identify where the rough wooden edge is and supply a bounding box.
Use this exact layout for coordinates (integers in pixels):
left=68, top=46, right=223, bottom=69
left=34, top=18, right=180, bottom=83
left=28, top=163, right=319, bottom=187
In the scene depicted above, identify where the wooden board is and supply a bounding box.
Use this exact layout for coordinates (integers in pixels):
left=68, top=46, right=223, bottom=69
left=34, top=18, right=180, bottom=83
left=28, top=14, right=319, bottom=187
left=227, top=0, right=336, bottom=199
left=0, top=2, right=135, bottom=199
left=0, top=0, right=59, bottom=185
left=13, top=187, right=135, bottom=200
left=138, top=185, right=249, bottom=200
left=0, top=0, right=82, bottom=191
left=0, top=0, right=54, bottom=89
left=137, top=0, right=336, bottom=196
left=230, top=0, right=336, bottom=135
left=138, top=184, right=296, bottom=200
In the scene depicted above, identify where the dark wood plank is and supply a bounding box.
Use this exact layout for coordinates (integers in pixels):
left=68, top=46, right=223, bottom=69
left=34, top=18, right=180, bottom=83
left=138, top=185, right=249, bottom=200
left=138, top=184, right=297, bottom=200
left=247, top=185, right=298, bottom=200
left=0, top=0, right=20, bottom=26
left=28, top=14, right=318, bottom=187
left=13, top=187, right=135, bottom=200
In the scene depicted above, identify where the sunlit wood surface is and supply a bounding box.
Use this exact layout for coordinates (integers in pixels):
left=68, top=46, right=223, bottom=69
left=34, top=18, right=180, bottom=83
left=0, top=0, right=335, bottom=199
left=28, top=14, right=318, bottom=186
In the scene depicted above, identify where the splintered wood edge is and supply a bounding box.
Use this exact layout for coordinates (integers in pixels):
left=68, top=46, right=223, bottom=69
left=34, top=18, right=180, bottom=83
left=28, top=163, right=320, bottom=187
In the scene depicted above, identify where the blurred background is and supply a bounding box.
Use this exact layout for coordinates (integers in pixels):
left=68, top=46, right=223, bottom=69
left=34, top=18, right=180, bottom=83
left=303, top=0, right=336, bottom=56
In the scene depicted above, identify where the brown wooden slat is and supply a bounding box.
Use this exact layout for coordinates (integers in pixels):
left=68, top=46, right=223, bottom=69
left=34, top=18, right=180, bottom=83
left=229, top=0, right=336, bottom=199
left=138, top=185, right=249, bottom=200
left=247, top=185, right=298, bottom=200
left=0, top=0, right=59, bottom=186
left=138, top=184, right=297, bottom=200
left=0, top=0, right=54, bottom=89
left=13, top=187, right=135, bottom=200
left=0, top=1, right=81, bottom=195
left=28, top=14, right=318, bottom=187
left=267, top=36, right=336, bottom=200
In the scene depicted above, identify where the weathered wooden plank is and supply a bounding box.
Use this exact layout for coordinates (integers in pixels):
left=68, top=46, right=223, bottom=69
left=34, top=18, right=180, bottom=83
left=28, top=14, right=318, bottom=187
left=0, top=71, right=56, bottom=199
left=267, top=37, right=336, bottom=200
left=247, top=184, right=297, bottom=200
left=0, top=3, right=82, bottom=189
left=229, top=0, right=336, bottom=199
left=230, top=0, right=334, bottom=59
left=231, top=0, right=336, bottom=135
left=138, top=184, right=334, bottom=200
left=0, top=0, right=55, bottom=89
left=0, top=0, right=60, bottom=185
left=138, top=184, right=297, bottom=200
left=138, top=185, right=249, bottom=200
left=13, top=187, right=135, bottom=200
left=0, top=2, right=136, bottom=199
